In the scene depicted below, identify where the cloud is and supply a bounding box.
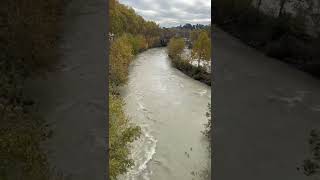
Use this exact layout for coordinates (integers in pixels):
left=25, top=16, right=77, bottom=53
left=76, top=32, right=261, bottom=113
left=119, top=0, right=211, bottom=27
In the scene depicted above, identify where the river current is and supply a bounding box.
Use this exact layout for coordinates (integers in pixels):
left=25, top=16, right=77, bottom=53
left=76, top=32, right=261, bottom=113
left=119, top=47, right=211, bottom=180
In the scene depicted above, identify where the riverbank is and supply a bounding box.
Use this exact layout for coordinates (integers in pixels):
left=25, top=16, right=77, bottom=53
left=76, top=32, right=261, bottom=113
left=109, top=1, right=165, bottom=178
left=167, top=36, right=211, bottom=86
left=170, top=56, right=211, bottom=86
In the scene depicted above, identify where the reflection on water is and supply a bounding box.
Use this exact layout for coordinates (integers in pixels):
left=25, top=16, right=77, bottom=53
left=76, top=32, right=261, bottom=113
left=119, top=48, right=211, bottom=180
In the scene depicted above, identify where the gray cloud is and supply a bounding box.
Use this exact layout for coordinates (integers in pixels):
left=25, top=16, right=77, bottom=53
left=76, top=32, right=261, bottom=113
left=119, top=0, right=211, bottom=27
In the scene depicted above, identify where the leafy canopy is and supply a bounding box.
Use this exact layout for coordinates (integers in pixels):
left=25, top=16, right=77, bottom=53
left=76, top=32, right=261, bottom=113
left=167, top=37, right=185, bottom=59
left=192, top=31, right=211, bottom=66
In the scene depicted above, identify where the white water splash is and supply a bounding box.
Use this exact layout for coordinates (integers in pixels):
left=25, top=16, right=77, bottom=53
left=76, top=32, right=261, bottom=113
left=120, top=128, right=157, bottom=180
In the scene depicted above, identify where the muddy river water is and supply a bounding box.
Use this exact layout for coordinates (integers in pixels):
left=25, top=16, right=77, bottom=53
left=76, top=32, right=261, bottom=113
left=119, top=47, right=211, bottom=180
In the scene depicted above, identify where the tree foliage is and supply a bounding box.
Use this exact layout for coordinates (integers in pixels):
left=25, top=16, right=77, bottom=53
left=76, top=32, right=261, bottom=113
left=109, top=35, right=133, bottom=85
left=167, top=37, right=185, bottom=60
left=126, top=34, right=148, bottom=55
left=109, top=0, right=161, bottom=47
left=192, top=31, right=211, bottom=67
left=109, top=33, right=149, bottom=86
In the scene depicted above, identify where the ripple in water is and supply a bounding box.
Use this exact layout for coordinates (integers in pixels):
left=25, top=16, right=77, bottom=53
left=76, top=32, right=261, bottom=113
left=119, top=126, right=157, bottom=180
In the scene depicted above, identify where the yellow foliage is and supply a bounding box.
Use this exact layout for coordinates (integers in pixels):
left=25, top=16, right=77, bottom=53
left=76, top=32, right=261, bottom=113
left=167, top=37, right=185, bottom=59
left=109, top=35, right=133, bottom=85
left=109, top=93, right=141, bottom=180
left=192, top=31, right=211, bottom=66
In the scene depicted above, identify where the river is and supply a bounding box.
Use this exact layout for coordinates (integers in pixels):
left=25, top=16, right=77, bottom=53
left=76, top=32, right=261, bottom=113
left=119, top=47, right=211, bottom=180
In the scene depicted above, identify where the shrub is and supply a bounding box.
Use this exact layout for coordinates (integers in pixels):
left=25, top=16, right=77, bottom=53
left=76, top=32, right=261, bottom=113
left=109, top=94, right=141, bottom=180
left=124, top=34, right=147, bottom=55
left=109, top=35, right=133, bottom=85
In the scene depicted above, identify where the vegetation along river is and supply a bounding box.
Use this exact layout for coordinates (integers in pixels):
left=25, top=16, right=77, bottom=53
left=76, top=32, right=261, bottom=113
left=119, top=47, right=211, bottom=180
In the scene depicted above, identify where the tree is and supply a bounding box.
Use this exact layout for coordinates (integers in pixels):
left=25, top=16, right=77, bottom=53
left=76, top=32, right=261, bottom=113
left=167, top=37, right=185, bottom=60
left=192, top=31, right=211, bottom=67
left=190, top=30, right=201, bottom=44
left=183, top=23, right=193, bottom=29
left=109, top=35, right=133, bottom=85
left=109, top=0, right=161, bottom=40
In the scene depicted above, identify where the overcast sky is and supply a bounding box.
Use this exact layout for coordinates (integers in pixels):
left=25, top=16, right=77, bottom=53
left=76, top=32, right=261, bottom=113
left=119, top=0, right=211, bottom=27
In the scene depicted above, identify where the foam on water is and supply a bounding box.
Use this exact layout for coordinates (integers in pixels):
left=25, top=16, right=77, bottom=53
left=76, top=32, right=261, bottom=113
left=120, top=127, right=157, bottom=180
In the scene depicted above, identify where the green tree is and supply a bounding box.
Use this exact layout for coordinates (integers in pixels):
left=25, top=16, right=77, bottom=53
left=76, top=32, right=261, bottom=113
left=192, top=31, right=211, bottom=67
left=167, top=37, right=185, bottom=60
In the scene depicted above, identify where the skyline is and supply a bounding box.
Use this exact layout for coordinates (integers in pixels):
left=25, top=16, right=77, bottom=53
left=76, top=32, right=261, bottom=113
left=119, top=0, right=211, bottom=27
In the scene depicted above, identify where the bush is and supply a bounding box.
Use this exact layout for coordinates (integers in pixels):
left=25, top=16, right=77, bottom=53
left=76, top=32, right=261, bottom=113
left=109, top=35, right=134, bottom=85
left=109, top=94, right=141, bottom=180
left=124, top=34, right=147, bottom=55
